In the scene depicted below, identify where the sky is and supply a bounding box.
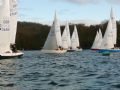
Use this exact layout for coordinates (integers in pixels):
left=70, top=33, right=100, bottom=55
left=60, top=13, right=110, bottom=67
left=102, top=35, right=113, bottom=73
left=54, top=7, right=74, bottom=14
left=18, top=0, right=120, bottom=24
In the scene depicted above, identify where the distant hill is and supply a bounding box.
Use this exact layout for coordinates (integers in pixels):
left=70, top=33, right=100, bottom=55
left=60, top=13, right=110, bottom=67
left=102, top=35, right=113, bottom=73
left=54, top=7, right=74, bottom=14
left=33, top=19, right=101, bottom=26
left=16, top=21, right=120, bottom=50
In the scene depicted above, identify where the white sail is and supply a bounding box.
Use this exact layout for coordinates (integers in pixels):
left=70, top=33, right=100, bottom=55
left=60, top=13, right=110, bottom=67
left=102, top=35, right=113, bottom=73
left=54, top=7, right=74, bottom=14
left=54, top=12, right=62, bottom=47
left=43, top=22, right=58, bottom=50
left=100, top=18, right=114, bottom=49
left=98, top=29, right=103, bottom=48
left=91, top=29, right=103, bottom=49
left=43, top=12, right=62, bottom=50
left=0, top=0, right=11, bottom=53
left=71, top=28, right=77, bottom=49
left=62, top=28, right=68, bottom=49
left=74, top=25, right=79, bottom=47
left=110, top=7, right=117, bottom=45
left=9, top=0, right=18, bottom=44
left=91, top=31, right=99, bottom=49
left=65, top=22, right=71, bottom=48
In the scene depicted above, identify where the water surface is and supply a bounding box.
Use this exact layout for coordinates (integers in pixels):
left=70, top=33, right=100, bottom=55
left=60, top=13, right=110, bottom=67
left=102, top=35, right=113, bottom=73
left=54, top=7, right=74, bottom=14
left=0, top=50, right=120, bottom=90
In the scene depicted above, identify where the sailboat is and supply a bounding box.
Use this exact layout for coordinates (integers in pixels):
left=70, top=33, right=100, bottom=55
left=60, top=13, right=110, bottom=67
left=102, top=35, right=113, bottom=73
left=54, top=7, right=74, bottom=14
left=91, top=28, right=102, bottom=50
left=41, top=12, right=67, bottom=53
left=99, top=8, right=120, bottom=52
left=0, top=0, right=23, bottom=59
left=99, top=18, right=120, bottom=52
left=70, top=25, right=82, bottom=51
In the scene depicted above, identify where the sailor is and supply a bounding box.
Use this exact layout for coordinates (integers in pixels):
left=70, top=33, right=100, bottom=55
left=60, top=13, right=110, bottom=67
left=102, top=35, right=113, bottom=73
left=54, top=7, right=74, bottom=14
left=10, top=44, right=17, bottom=52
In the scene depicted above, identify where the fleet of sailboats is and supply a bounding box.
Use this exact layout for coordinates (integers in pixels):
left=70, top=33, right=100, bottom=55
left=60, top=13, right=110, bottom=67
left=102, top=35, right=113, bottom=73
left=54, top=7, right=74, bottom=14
left=0, top=0, right=23, bottom=59
left=41, top=11, right=83, bottom=53
left=0, top=0, right=119, bottom=58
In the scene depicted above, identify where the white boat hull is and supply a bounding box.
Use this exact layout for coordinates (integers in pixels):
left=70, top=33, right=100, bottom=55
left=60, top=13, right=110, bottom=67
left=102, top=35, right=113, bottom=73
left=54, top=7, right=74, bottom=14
left=0, top=51, right=24, bottom=59
left=41, top=50, right=67, bottom=54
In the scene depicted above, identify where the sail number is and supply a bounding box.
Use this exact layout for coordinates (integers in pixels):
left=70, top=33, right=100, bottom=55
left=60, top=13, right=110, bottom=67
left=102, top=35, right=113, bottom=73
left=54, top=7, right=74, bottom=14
left=1, top=28, right=9, bottom=31
left=3, top=20, right=9, bottom=24
left=0, top=20, right=10, bottom=31
left=10, top=12, right=17, bottom=16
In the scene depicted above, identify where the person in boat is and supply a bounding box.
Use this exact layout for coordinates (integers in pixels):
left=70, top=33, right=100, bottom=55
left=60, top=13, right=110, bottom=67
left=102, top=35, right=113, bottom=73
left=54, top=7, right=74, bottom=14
left=56, top=46, right=64, bottom=50
left=10, top=44, right=17, bottom=53
left=114, top=44, right=116, bottom=48
left=70, top=47, right=72, bottom=50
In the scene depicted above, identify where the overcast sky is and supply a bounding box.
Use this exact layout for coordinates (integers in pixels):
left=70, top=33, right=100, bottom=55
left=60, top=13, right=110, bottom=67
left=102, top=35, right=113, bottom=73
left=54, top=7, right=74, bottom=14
left=18, top=0, right=120, bottom=23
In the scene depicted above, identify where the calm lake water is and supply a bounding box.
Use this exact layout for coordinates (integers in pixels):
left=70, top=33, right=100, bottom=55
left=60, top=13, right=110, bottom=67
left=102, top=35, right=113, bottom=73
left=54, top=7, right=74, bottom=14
left=1, top=50, right=120, bottom=90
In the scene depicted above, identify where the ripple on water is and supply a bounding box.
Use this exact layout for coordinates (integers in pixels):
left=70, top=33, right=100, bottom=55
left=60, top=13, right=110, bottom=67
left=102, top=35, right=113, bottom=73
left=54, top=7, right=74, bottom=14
left=0, top=50, right=120, bottom=90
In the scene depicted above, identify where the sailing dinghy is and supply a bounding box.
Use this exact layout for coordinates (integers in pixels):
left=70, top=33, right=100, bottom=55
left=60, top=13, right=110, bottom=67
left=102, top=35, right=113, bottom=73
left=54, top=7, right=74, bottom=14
left=41, top=12, right=66, bottom=53
left=99, top=8, right=120, bottom=53
left=0, top=0, right=23, bottom=59
left=91, top=28, right=102, bottom=50
left=70, top=25, right=82, bottom=51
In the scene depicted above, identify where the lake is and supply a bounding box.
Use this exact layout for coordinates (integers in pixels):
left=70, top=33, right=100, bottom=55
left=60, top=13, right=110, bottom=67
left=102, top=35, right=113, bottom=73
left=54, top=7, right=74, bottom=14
left=0, top=50, right=120, bottom=90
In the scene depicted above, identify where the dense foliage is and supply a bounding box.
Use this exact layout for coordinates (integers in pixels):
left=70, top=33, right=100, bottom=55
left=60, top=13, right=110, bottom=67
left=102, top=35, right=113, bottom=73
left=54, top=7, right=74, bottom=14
left=16, top=21, right=120, bottom=50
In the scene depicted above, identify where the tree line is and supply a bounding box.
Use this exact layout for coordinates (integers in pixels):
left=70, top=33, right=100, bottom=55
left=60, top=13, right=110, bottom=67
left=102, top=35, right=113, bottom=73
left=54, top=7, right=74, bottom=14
left=16, top=21, right=120, bottom=50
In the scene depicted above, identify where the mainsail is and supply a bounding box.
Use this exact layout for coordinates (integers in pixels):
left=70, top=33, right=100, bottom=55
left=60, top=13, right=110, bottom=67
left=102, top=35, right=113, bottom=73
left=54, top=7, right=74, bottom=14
left=91, top=31, right=99, bottom=49
left=98, top=29, right=103, bottom=48
left=62, top=27, right=68, bottom=49
left=65, top=22, right=71, bottom=48
left=0, top=0, right=11, bottom=53
left=43, top=12, right=62, bottom=50
left=54, top=12, right=62, bottom=47
left=100, top=18, right=114, bottom=49
left=71, top=25, right=80, bottom=49
left=10, top=0, right=18, bottom=44
left=74, top=25, right=80, bottom=47
left=71, top=27, right=77, bottom=49
left=43, top=22, right=58, bottom=50
left=91, top=28, right=103, bottom=49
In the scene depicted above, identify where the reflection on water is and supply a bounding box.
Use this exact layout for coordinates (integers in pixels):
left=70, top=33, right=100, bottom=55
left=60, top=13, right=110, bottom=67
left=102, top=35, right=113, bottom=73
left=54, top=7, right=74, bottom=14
left=1, top=50, right=120, bottom=90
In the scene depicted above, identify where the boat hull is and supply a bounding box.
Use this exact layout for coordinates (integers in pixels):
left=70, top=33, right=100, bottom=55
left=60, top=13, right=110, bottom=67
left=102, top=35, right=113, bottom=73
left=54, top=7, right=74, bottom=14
left=98, top=49, right=120, bottom=53
left=67, top=48, right=82, bottom=52
left=41, top=50, right=67, bottom=54
left=0, top=52, right=24, bottom=59
left=91, top=48, right=100, bottom=51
